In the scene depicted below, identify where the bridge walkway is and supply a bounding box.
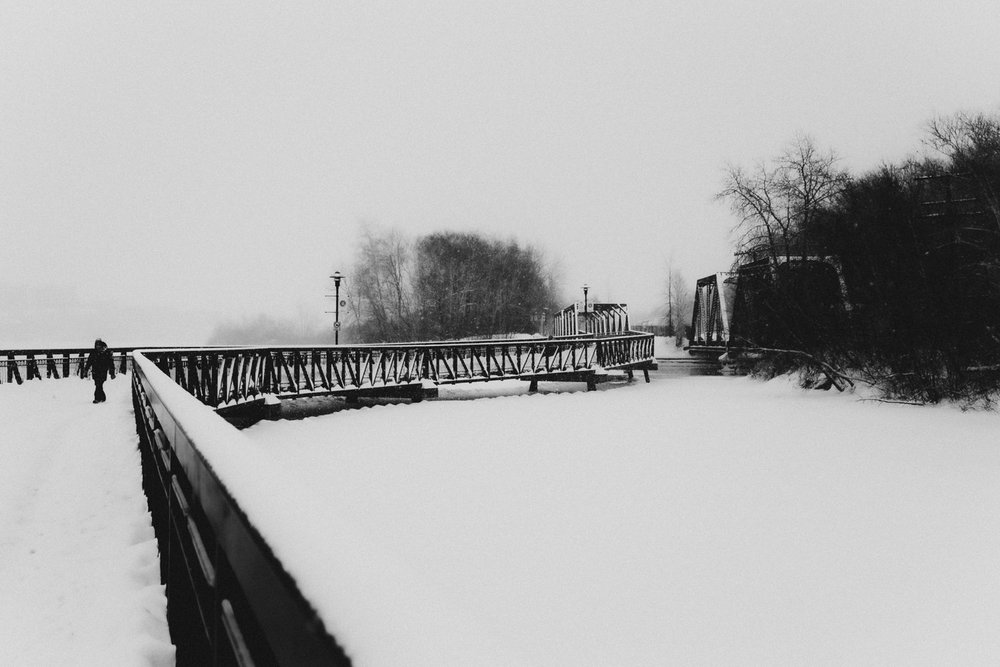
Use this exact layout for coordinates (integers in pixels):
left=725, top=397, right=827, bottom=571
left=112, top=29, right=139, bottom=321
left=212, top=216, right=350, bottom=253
left=1, top=330, right=656, bottom=664
left=0, top=378, right=173, bottom=665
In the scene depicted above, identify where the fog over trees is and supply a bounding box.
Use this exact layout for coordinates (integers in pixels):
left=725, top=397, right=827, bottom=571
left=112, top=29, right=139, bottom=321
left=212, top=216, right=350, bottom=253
left=345, top=227, right=561, bottom=343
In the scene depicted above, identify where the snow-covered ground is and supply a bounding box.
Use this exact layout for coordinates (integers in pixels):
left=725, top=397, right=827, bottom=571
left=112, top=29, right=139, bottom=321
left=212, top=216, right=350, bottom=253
left=0, top=378, right=173, bottom=666
left=205, top=372, right=998, bottom=666
left=654, top=335, right=690, bottom=358
left=5, top=366, right=1000, bottom=666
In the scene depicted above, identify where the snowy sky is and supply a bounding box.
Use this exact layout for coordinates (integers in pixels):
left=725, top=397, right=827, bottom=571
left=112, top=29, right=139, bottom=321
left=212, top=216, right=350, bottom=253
left=2, top=1, right=999, bottom=345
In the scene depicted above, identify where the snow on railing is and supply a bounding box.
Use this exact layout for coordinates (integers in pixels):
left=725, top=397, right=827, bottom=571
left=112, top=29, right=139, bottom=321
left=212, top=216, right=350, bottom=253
left=131, top=353, right=350, bottom=665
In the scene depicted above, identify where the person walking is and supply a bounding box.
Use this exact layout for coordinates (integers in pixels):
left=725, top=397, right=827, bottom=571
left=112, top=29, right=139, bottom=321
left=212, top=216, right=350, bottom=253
left=83, top=339, right=116, bottom=403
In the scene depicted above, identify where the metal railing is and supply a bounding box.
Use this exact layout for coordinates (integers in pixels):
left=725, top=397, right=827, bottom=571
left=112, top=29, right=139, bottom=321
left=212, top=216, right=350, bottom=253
left=140, top=332, right=656, bottom=408
left=552, top=303, right=632, bottom=337
left=584, top=303, right=630, bottom=335
left=552, top=304, right=581, bottom=336
left=0, top=347, right=131, bottom=384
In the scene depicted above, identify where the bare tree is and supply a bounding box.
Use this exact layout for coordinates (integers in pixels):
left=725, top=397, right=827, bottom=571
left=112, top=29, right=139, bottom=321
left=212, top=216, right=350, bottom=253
left=718, top=135, right=849, bottom=263
left=926, top=110, right=1000, bottom=232
left=413, top=232, right=558, bottom=339
left=716, top=136, right=850, bottom=352
left=349, top=225, right=415, bottom=342
left=663, top=264, right=692, bottom=342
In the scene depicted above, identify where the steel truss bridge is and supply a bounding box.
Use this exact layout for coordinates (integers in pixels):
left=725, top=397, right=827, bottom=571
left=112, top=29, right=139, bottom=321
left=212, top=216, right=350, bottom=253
left=2, top=329, right=655, bottom=666
left=688, top=255, right=850, bottom=357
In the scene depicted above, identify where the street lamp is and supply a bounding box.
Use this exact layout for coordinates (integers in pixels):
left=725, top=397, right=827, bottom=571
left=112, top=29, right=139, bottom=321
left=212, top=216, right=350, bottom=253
left=582, top=284, right=589, bottom=313
left=331, top=271, right=343, bottom=344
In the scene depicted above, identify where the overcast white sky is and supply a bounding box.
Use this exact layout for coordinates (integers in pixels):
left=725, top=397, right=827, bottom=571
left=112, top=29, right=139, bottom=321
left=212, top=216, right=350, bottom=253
left=2, top=1, right=999, bottom=346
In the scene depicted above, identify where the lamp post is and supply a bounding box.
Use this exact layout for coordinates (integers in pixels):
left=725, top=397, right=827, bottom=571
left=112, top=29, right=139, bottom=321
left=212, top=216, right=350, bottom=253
left=331, top=271, right=342, bottom=344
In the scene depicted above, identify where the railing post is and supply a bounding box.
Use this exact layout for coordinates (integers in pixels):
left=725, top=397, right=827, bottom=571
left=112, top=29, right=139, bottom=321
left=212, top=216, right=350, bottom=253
left=8, top=353, right=21, bottom=384
left=45, top=353, right=58, bottom=379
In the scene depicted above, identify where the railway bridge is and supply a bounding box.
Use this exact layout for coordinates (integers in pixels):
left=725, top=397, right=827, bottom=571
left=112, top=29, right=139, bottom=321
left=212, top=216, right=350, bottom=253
left=2, top=323, right=656, bottom=666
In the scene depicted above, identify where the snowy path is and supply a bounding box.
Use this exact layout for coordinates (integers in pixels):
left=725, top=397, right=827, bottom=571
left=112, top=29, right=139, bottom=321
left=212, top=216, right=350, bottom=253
left=0, top=378, right=173, bottom=666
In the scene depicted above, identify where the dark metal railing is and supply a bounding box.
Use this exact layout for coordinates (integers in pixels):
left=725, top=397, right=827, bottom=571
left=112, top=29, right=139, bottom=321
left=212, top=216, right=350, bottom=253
left=140, top=332, right=655, bottom=408
left=0, top=347, right=132, bottom=384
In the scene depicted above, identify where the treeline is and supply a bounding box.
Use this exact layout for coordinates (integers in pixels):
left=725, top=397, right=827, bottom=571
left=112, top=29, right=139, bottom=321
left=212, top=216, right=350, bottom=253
left=345, top=227, right=561, bottom=342
left=719, top=110, right=1000, bottom=402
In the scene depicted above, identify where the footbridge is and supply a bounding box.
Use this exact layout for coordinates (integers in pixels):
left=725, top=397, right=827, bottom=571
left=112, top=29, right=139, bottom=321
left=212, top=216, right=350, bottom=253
left=149, top=332, right=654, bottom=409
left=2, top=327, right=655, bottom=666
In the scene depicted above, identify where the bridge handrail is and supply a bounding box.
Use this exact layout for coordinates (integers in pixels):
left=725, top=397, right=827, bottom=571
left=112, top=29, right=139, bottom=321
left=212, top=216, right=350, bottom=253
left=131, top=352, right=349, bottom=664
left=0, top=347, right=134, bottom=383
left=137, top=331, right=655, bottom=408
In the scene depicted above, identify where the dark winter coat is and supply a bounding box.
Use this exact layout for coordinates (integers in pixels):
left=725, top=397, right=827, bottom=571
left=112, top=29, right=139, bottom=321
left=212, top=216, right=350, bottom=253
left=84, top=348, right=116, bottom=381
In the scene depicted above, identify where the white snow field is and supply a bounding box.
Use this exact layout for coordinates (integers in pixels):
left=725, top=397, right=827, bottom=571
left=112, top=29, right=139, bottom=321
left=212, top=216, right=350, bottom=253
left=0, top=377, right=174, bottom=666
left=5, top=364, right=1000, bottom=666
left=185, top=371, right=998, bottom=666
left=653, top=335, right=690, bottom=358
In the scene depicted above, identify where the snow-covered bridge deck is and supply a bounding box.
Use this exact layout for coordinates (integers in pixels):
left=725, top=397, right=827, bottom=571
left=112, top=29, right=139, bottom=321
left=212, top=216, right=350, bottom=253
left=0, top=378, right=173, bottom=666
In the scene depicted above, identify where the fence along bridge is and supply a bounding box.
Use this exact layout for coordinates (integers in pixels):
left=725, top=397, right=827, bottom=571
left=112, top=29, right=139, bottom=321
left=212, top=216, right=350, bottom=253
left=2, top=312, right=655, bottom=666
left=156, top=333, right=652, bottom=408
